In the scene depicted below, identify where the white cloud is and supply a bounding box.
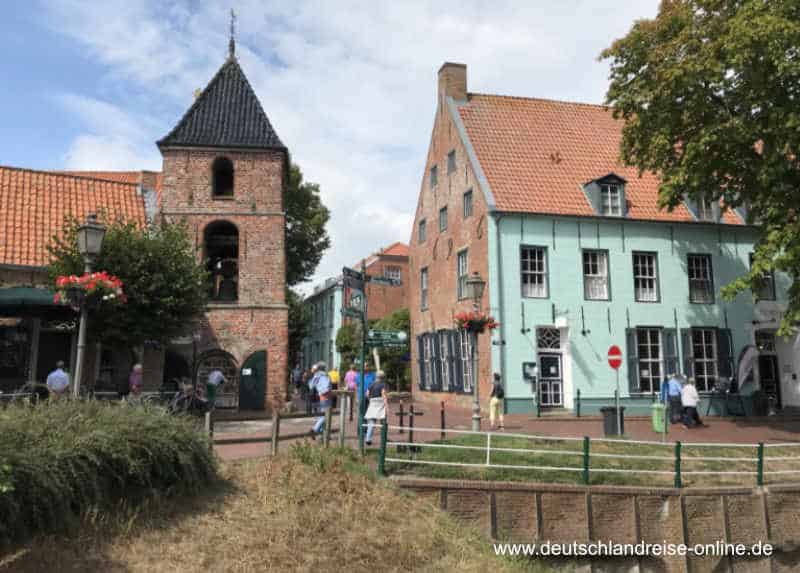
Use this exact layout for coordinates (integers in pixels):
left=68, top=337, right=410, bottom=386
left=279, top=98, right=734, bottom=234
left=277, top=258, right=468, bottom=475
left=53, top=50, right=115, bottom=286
left=43, top=0, right=660, bottom=292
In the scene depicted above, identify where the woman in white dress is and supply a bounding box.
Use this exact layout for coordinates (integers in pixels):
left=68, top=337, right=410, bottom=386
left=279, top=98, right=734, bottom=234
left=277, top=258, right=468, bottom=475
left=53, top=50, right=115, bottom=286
left=364, top=371, right=388, bottom=445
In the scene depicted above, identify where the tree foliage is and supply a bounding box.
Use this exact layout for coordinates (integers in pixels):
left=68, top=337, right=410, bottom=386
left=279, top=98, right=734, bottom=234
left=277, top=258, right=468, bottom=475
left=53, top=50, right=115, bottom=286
left=285, top=164, right=331, bottom=287
left=372, top=308, right=411, bottom=391
left=287, top=288, right=308, bottom=368
left=335, top=322, right=361, bottom=367
left=48, top=217, right=208, bottom=347
left=602, top=0, right=800, bottom=333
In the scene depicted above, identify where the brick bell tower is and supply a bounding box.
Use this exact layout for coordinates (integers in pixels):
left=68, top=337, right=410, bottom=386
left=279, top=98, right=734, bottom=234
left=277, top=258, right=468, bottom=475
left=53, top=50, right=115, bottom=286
left=156, top=36, right=288, bottom=411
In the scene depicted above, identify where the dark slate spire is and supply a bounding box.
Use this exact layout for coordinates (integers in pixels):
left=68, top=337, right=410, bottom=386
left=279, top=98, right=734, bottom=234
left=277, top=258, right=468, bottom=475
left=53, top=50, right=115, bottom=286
left=228, top=8, right=236, bottom=60
left=157, top=57, right=285, bottom=151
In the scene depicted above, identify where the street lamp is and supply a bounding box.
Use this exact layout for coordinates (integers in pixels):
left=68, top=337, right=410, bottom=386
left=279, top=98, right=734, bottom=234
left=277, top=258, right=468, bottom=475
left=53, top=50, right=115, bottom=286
left=465, top=272, right=486, bottom=431
left=72, top=213, right=106, bottom=397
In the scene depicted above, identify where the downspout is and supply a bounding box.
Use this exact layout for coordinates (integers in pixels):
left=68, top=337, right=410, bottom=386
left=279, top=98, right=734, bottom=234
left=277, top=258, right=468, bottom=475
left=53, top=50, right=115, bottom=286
left=493, top=212, right=507, bottom=385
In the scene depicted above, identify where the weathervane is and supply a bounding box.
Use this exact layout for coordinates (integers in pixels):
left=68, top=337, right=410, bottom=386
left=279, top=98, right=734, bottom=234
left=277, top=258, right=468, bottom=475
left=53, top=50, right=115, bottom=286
left=229, top=8, right=237, bottom=58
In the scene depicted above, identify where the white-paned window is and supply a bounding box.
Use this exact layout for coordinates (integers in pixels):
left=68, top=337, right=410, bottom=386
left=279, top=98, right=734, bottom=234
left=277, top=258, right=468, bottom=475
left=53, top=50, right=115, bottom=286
left=692, top=328, right=717, bottom=392
left=688, top=254, right=714, bottom=303
left=636, top=328, right=662, bottom=394
left=456, top=250, right=469, bottom=300
left=583, top=250, right=609, bottom=300
left=633, top=252, right=659, bottom=302
left=420, top=268, right=429, bottom=310
left=600, top=184, right=622, bottom=216
left=521, top=246, right=548, bottom=298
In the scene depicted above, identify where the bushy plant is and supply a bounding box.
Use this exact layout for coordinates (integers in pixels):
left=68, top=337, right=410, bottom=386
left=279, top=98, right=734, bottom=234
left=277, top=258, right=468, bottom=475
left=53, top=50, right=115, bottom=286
left=0, top=400, right=216, bottom=545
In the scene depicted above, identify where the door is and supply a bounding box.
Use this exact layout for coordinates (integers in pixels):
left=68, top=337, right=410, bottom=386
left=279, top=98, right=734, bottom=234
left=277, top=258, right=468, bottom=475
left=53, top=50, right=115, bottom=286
left=36, top=331, right=72, bottom=383
left=758, top=355, right=781, bottom=409
left=239, top=350, right=266, bottom=410
left=539, top=353, right=563, bottom=407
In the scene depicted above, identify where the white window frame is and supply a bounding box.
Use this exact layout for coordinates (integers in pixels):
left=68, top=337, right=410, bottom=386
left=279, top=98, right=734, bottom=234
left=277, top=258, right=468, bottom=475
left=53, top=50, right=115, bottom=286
left=420, top=268, right=429, bottom=310
left=418, top=219, right=426, bottom=243
left=636, top=328, right=663, bottom=394
left=384, top=265, right=401, bottom=282
left=423, top=335, right=434, bottom=390
left=688, top=254, right=714, bottom=303
left=521, top=246, right=548, bottom=298
left=456, top=250, right=469, bottom=300
left=633, top=252, right=659, bottom=302
left=439, top=331, right=451, bottom=391
left=463, top=189, right=473, bottom=218
left=692, top=328, right=718, bottom=392
left=583, top=250, right=609, bottom=300
left=600, top=184, right=622, bottom=216
left=439, top=207, right=448, bottom=232
left=459, top=329, right=472, bottom=392
left=697, top=197, right=715, bottom=222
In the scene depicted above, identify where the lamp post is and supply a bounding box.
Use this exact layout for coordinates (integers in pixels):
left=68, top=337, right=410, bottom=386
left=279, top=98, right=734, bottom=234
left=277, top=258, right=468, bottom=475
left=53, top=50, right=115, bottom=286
left=72, top=214, right=106, bottom=398
left=465, top=272, right=486, bottom=431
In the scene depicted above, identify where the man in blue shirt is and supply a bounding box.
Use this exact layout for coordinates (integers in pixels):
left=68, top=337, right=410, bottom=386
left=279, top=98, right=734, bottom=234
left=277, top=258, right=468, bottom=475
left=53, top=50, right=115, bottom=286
left=309, top=362, right=332, bottom=438
left=665, top=374, right=684, bottom=423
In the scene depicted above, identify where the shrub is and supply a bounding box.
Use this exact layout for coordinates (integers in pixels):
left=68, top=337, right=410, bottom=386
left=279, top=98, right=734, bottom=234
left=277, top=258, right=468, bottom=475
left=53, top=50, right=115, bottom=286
left=0, top=400, right=216, bottom=545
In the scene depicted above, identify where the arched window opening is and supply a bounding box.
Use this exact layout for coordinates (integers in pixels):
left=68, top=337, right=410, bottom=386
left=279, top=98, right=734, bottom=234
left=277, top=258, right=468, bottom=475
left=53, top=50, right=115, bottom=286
left=204, top=221, right=239, bottom=301
left=212, top=157, right=234, bottom=197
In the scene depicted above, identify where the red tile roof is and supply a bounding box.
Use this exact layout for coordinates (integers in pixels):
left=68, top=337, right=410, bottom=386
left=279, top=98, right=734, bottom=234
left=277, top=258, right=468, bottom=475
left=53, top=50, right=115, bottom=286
left=456, top=94, right=741, bottom=224
left=58, top=171, right=163, bottom=192
left=0, top=166, right=147, bottom=267
left=382, top=242, right=410, bottom=257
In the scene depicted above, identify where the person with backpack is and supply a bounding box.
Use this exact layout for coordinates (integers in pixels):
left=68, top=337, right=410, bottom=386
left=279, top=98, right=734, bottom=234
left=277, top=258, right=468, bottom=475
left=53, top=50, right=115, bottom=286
left=364, top=370, right=388, bottom=446
left=489, top=372, right=505, bottom=430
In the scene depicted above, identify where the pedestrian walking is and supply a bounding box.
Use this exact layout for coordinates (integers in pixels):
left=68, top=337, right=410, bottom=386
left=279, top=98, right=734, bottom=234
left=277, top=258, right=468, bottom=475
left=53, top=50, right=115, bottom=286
left=128, top=364, right=143, bottom=401
left=206, top=369, right=226, bottom=408
left=364, top=370, right=388, bottom=446
left=46, top=360, right=70, bottom=399
left=291, top=363, right=303, bottom=396
left=344, top=363, right=358, bottom=417
left=309, top=362, right=332, bottom=439
left=681, top=378, right=707, bottom=428
left=308, top=364, right=320, bottom=414
left=489, top=372, right=505, bottom=430
left=664, top=373, right=684, bottom=424
left=328, top=366, right=340, bottom=408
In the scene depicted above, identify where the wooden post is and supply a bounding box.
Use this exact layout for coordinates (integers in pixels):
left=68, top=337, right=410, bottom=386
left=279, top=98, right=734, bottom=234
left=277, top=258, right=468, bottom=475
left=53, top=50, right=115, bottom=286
left=576, top=389, right=581, bottom=418
left=377, top=420, right=388, bottom=476
left=205, top=410, right=214, bottom=452
left=757, top=442, right=765, bottom=486
left=582, top=436, right=590, bottom=484
left=338, top=393, right=347, bottom=448
left=271, top=409, right=281, bottom=456
left=323, top=407, right=333, bottom=447
left=440, top=401, right=446, bottom=440
left=409, top=404, right=415, bottom=447
left=674, top=441, right=682, bottom=489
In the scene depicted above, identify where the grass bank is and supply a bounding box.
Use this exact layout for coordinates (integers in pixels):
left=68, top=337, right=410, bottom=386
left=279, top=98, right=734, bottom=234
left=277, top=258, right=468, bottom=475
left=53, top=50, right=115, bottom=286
left=384, top=432, right=800, bottom=487
left=0, top=400, right=216, bottom=546
left=1, top=444, right=556, bottom=572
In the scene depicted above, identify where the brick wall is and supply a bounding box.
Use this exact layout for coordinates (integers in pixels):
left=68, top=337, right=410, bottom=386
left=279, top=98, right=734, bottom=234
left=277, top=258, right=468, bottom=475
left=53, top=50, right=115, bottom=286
left=409, top=64, right=493, bottom=411
left=363, top=254, right=409, bottom=320
left=397, top=477, right=796, bottom=572
left=160, top=147, right=289, bottom=406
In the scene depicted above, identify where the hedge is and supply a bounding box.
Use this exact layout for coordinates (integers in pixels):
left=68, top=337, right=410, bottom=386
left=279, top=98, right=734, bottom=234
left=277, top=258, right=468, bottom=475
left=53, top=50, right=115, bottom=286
left=0, top=400, right=217, bottom=545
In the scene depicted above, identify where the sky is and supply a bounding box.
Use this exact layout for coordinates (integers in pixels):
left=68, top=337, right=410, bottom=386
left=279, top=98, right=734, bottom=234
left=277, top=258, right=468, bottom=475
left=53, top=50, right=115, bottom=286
left=0, top=0, right=659, bottom=293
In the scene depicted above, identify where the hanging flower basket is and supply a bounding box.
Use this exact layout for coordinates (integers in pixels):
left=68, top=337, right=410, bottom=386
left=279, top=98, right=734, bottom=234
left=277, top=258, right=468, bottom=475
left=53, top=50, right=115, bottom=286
left=54, top=271, right=127, bottom=311
left=454, top=310, right=499, bottom=334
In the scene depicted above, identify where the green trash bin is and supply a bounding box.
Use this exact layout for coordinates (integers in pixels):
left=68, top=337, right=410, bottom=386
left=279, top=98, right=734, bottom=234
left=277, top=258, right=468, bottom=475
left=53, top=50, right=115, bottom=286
left=651, top=403, right=667, bottom=433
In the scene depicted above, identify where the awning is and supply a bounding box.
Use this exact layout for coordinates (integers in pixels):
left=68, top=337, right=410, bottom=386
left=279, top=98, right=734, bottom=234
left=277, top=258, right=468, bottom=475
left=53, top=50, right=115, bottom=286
left=0, top=287, right=57, bottom=308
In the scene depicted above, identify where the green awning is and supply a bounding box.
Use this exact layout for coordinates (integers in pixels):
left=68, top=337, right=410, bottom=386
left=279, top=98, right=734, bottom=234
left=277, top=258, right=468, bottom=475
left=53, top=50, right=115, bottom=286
left=0, top=287, right=57, bottom=308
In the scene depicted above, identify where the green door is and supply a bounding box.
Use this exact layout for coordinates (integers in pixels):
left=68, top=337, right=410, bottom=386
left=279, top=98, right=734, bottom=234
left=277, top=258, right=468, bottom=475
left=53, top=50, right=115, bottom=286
left=239, top=350, right=266, bottom=410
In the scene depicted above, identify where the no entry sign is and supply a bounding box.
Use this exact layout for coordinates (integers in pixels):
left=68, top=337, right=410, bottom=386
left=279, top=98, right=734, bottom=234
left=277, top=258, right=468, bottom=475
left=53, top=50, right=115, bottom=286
left=608, top=345, right=623, bottom=370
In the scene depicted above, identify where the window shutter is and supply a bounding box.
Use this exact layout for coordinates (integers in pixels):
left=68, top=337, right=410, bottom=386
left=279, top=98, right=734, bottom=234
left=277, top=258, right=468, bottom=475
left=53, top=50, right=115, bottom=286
left=663, top=328, right=679, bottom=377
left=583, top=182, right=602, bottom=215
left=626, top=328, right=640, bottom=393
left=432, top=333, right=442, bottom=391
left=681, top=328, right=694, bottom=377
left=453, top=330, right=464, bottom=392
left=717, top=329, right=733, bottom=379
left=417, top=335, right=426, bottom=390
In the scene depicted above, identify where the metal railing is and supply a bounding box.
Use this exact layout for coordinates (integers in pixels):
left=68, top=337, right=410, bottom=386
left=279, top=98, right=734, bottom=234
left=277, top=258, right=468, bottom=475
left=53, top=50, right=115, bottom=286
left=376, top=425, right=800, bottom=487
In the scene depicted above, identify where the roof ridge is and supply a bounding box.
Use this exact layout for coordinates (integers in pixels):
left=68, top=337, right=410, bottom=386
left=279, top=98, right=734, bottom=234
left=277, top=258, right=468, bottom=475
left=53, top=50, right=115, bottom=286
left=466, top=92, right=612, bottom=110
left=0, top=165, right=139, bottom=187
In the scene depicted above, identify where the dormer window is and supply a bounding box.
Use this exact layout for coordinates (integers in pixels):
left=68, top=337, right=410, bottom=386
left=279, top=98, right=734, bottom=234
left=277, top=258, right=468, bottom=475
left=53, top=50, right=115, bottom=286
left=696, top=197, right=715, bottom=222
left=212, top=157, right=234, bottom=197
left=584, top=174, right=626, bottom=218
left=600, top=184, right=622, bottom=216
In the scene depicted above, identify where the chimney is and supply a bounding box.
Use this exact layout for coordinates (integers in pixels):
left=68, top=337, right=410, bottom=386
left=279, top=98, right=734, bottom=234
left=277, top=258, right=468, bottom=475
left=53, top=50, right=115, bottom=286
left=438, top=62, right=467, bottom=102
left=139, top=171, right=159, bottom=192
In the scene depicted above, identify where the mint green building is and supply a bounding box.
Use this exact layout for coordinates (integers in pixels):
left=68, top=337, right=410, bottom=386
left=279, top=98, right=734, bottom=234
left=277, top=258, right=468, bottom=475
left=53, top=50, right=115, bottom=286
left=301, top=277, right=343, bottom=371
